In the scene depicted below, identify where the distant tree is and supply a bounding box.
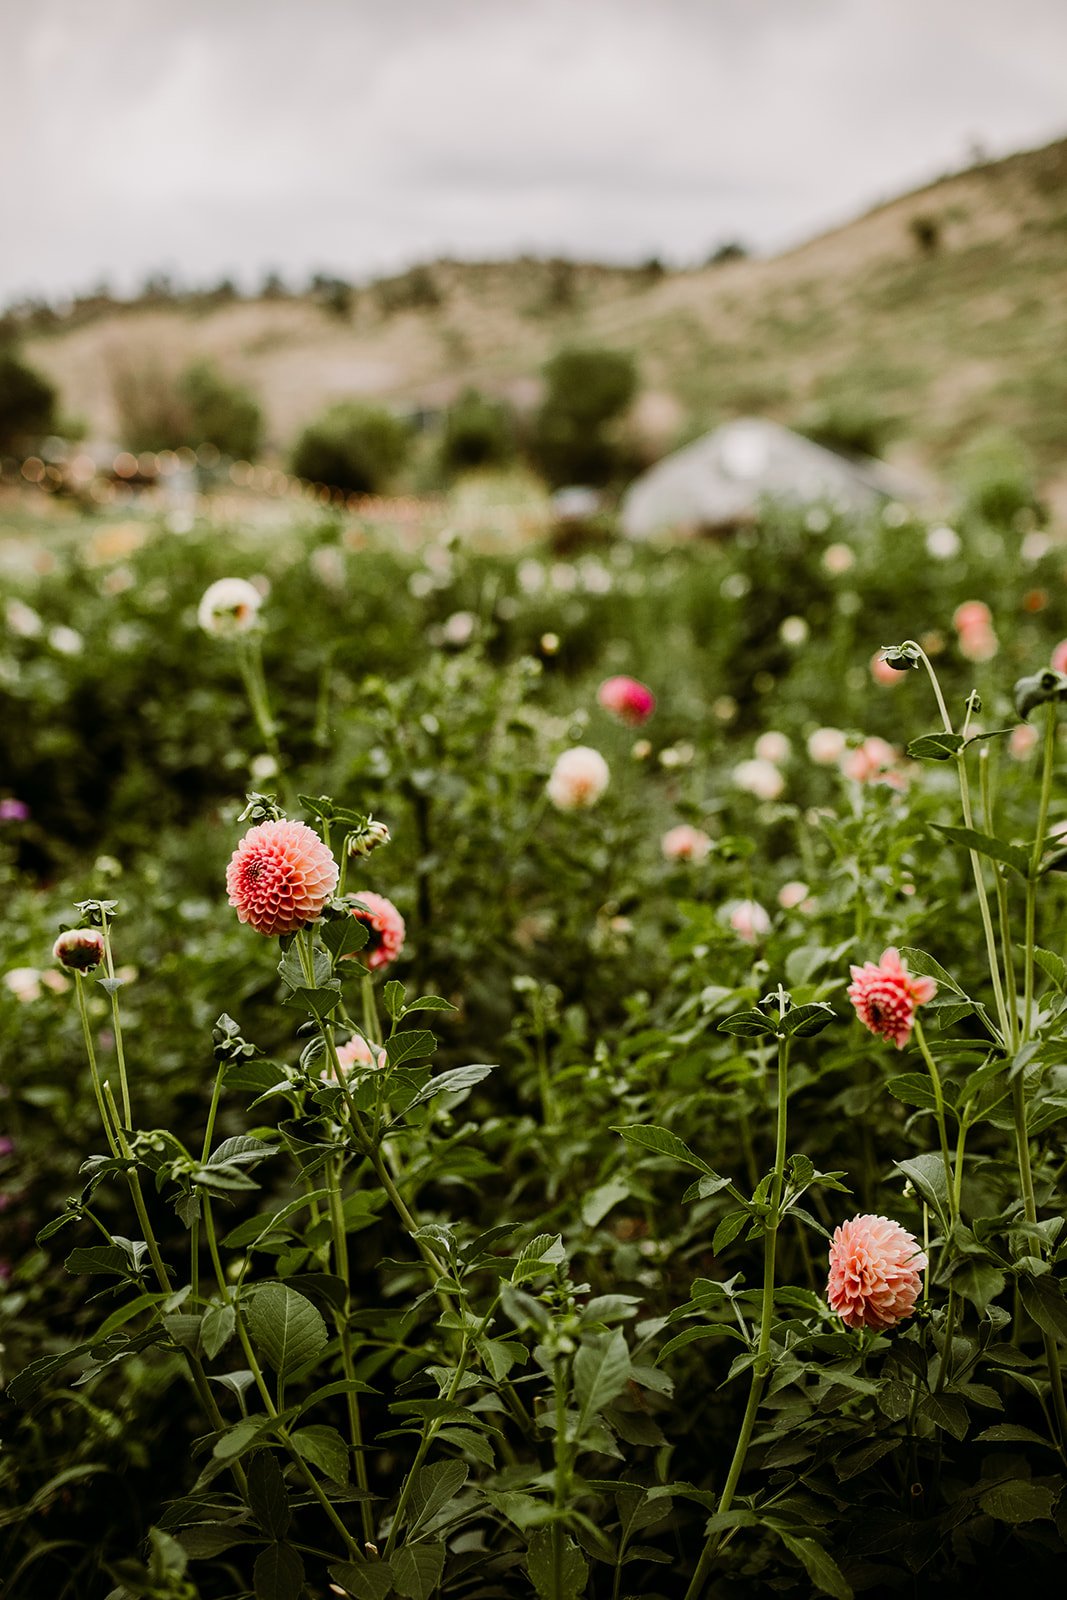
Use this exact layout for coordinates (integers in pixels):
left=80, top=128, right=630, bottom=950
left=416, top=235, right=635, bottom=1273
left=310, top=274, right=354, bottom=319
left=0, top=347, right=58, bottom=452
left=290, top=401, right=410, bottom=493
left=377, top=267, right=442, bottom=315
left=112, top=356, right=263, bottom=457
left=260, top=270, right=289, bottom=300
left=956, top=431, right=1044, bottom=528
left=707, top=240, right=749, bottom=266
left=909, top=214, right=941, bottom=256
left=439, top=389, right=516, bottom=474
left=531, top=346, right=639, bottom=486
left=798, top=399, right=894, bottom=461
left=179, top=362, right=262, bottom=458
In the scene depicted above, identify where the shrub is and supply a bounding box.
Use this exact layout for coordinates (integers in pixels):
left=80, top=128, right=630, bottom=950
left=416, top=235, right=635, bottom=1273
left=0, top=346, right=57, bottom=452
left=438, top=388, right=515, bottom=474
left=112, top=357, right=263, bottom=457
left=290, top=401, right=410, bottom=493
left=797, top=397, right=895, bottom=460
left=531, top=345, right=639, bottom=486
left=955, top=429, right=1044, bottom=527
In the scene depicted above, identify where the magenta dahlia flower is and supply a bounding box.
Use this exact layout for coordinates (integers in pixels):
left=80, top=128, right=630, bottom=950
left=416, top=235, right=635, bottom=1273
left=226, top=820, right=338, bottom=937
left=847, top=947, right=936, bottom=1049
left=597, top=675, right=656, bottom=726
left=827, top=1213, right=927, bottom=1330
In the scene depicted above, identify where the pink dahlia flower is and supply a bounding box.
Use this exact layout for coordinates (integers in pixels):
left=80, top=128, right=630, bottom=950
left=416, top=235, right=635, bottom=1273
left=727, top=898, right=771, bottom=943
left=847, top=947, right=936, bottom=1048
left=839, top=736, right=901, bottom=786
left=953, top=600, right=991, bottom=633
left=345, top=891, right=406, bottom=971
left=1052, top=639, right=1067, bottom=676
left=827, top=1213, right=927, bottom=1330
left=226, top=820, right=338, bottom=938
left=661, top=824, right=712, bottom=864
left=958, top=623, right=998, bottom=663
left=597, top=675, right=656, bottom=726
left=1009, top=723, right=1039, bottom=762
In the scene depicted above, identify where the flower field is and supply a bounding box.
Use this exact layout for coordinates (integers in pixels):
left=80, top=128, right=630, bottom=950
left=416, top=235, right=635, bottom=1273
left=3, top=495, right=1067, bottom=1598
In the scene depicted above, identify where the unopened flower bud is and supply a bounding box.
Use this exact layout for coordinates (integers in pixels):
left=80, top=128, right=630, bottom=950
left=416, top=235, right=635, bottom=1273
left=347, top=818, right=391, bottom=858
left=53, top=929, right=106, bottom=972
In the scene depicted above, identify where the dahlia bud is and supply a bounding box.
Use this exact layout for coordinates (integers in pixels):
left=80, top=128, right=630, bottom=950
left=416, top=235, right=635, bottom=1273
left=53, top=928, right=106, bottom=972
left=347, top=817, right=391, bottom=858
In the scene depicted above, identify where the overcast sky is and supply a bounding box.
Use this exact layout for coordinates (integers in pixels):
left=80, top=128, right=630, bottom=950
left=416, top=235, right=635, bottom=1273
left=3, top=0, right=1065, bottom=303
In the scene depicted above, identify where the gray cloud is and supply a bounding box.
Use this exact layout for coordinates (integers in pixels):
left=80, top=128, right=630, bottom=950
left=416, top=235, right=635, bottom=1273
left=1, top=0, right=1064, bottom=299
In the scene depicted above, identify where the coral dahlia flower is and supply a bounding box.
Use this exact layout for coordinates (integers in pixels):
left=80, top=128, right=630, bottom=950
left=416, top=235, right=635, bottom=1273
left=344, top=891, right=406, bottom=971
left=847, top=947, right=936, bottom=1048
left=226, top=820, right=338, bottom=937
left=597, top=676, right=656, bottom=726
left=827, top=1213, right=927, bottom=1330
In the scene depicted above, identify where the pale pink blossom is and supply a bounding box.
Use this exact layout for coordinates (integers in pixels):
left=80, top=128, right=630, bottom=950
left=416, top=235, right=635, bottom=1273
left=807, top=727, right=847, bottom=766
left=953, top=600, right=992, bottom=633
left=1051, top=639, right=1067, bottom=676
left=754, top=731, right=791, bottom=764
left=1009, top=724, right=1039, bottom=761
left=198, top=577, right=262, bottom=636
left=732, top=758, right=785, bottom=802
left=827, top=1213, right=927, bottom=1330
left=777, top=880, right=810, bottom=910
left=226, top=820, right=338, bottom=938
left=727, top=899, right=771, bottom=943
left=839, top=737, right=901, bottom=786
left=547, top=746, right=610, bottom=810
left=822, top=542, right=855, bottom=575
left=958, top=624, right=998, bottom=663
left=597, top=676, right=656, bottom=726
left=661, top=824, right=712, bottom=864
left=327, top=1035, right=386, bottom=1077
left=847, top=947, right=936, bottom=1048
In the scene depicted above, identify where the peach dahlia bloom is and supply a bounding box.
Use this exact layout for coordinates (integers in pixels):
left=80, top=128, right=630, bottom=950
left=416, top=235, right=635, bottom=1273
left=344, top=891, right=406, bottom=971
left=597, top=675, right=656, bottom=726
left=226, top=820, right=338, bottom=937
left=827, top=1213, right=927, bottom=1330
left=847, top=947, right=936, bottom=1048
left=661, top=824, right=712, bottom=864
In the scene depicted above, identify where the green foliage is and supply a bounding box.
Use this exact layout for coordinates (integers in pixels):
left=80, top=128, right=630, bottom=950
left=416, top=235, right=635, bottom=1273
left=290, top=401, right=410, bottom=493
left=531, top=345, right=638, bottom=485
left=0, top=346, right=57, bottom=451
left=111, top=356, right=263, bottom=456
left=438, top=388, right=515, bottom=475
left=955, top=429, right=1044, bottom=528
left=177, top=361, right=263, bottom=458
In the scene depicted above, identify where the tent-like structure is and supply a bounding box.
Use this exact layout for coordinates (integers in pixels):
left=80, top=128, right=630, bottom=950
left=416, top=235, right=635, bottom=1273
left=620, top=417, right=911, bottom=539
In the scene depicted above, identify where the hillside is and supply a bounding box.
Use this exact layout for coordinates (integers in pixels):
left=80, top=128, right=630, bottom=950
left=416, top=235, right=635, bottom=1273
left=20, top=136, right=1067, bottom=493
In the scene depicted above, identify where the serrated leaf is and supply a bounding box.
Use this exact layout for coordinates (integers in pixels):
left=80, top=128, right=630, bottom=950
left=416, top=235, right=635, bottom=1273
left=977, top=1424, right=1055, bottom=1447
left=978, top=1480, right=1056, bottom=1523
left=895, top=1152, right=950, bottom=1230
left=401, top=995, right=457, bottom=1016
left=329, top=1560, right=396, bottom=1600
left=574, top=1329, right=631, bottom=1427
left=897, top=947, right=964, bottom=995
left=403, top=1064, right=493, bottom=1112
left=613, top=1124, right=713, bottom=1174
left=208, top=1135, right=278, bottom=1168
left=392, top=1541, right=445, bottom=1600
left=921, top=1392, right=969, bottom=1439
left=779, top=1002, right=836, bottom=1037
left=775, top=1531, right=853, bottom=1600
left=321, top=916, right=369, bottom=961
left=406, top=1460, right=468, bottom=1536
left=1020, top=1278, right=1067, bottom=1342
left=717, top=1009, right=777, bottom=1037
left=201, top=1302, right=236, bottom=1361
left=1033, top=946, right=1067, bottom=991
left=713, top=1210, right=749, bottom=1255
left=931, top=823, right=1030, bottom=877
left=248, top=1451, right=291, bottom=1540
left=581, top=1180, right=631, bottom=1227
left=384, top=1030, right=438, bottom=1068
left=383, top=978, right=406, bottom=1018
left=253, top=1542, right=304, bottom=1600
left=885, top=1073, right=941, bottom=1111
left=281, top=983, right=342, bottom=1018
left=657, top=1325, right=736, bottom=1364
left=292, top=1424, right=349, bottom=1485
left=177, top=1522, right=260, bottom=1558
left=64, top=1246, right=131, bottom=1277
left=527, top=1526, right=588, bottom=1600
left=247, top=1284, right=327, bottom=1378
left=906, top=732, right=964, bottom=761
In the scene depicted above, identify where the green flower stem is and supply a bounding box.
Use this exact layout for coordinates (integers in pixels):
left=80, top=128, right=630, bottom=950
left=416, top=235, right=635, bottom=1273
left=191, top=1060, right=227, bottom=1302
left=326, top=1157, right=374, bottom=1545
left=912, top=1020, right=957, bottom=1228
left=551, top=1346, right=572, bottom=1600
left=1024, top=701, right=1057, bottom=1040
left=201, top=1194, right=363, bottom=1560
left=74, top=973, right=120, bottom=1158
left=903, top=641, right=1010, bottom=1042
left=99, top=915, right=133, bottom=1129
left=981, top=750, right=1020, bottom=1050
left=236, top=634, right=283, bottom=770
left=684, top=1031, right=791, bottom=1600
left=361, top=972, right=382, bottom=1047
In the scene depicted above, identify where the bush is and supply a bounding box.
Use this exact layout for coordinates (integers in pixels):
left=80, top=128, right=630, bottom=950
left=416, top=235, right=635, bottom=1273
left=955, top=430, right=1044, bottom=528
left=290, top=401, right=410, bottom=493
left=0, top=347, right=57, bottom=452
left=112, top=357, right=263, bottom=457
left=438, top=388, right=515, bottom=474
left=797, top=397, right=895, bottom=460
left=531, top=345, right=638, bottom=486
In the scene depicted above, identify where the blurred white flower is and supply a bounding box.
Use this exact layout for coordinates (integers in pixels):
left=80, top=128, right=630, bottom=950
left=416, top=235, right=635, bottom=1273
left=3, top=966, right=42, bottom=1002
left=197, top=578, right=262, bottom=636
left=925, top=525, right=960, bottom=560
left=755, top=731, right=791, bottom=764
left=662, top=824, right=712, bottom=864
left=726, top=899, right=772, bottom=943
left=732, top=758, right=785, bottom=801
left=779, top=616, right=809, bottom=647
left=547, top=746, right=610, bottom=810
left=807, top=727, right=847, bottom=765
left=441, top=610, right=476, bottom=647
left=822, top=543, right=855, bottom=575
left=49, top=626, right=83, bottom=656
left=6, top=600, right=42, bottom=638
left=777, top=880, right=810, bottom=910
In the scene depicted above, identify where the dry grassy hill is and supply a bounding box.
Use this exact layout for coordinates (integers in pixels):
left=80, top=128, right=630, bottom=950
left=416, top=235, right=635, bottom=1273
left=21, top=136, right=1067, bottom=494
